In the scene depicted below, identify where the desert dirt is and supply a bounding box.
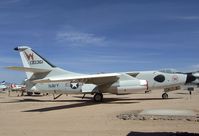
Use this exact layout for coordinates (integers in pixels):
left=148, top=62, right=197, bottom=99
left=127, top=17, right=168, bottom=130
left=0, top=89, right=199, bottom=136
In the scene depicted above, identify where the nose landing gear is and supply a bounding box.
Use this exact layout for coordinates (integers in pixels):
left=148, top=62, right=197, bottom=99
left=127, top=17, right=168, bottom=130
left=162, top=93, right=168, bottom=99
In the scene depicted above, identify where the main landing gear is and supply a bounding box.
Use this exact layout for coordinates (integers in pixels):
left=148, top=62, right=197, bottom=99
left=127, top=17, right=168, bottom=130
left=93, top=93, right=103, bottom=102
left=162, top=92, right=168, bottom=99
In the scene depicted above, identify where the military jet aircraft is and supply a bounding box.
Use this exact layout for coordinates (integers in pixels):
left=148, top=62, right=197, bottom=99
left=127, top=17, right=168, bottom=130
left=7, top=46, right=190, bottom=101
left=191, top=72, right=199, bottom=87
left=7, top=46, right=149, bottom=102
left=177, top=70, right=198, bottom=91
left=157, top=69, right=198, bottom=91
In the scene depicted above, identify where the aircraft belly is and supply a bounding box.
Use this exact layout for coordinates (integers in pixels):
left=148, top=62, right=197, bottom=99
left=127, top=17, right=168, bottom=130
left=34, top=82, right=97, bottom=94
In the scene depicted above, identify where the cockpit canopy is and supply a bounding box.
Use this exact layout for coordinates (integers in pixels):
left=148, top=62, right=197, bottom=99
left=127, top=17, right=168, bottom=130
left=159, top=69, right=178, bottom=74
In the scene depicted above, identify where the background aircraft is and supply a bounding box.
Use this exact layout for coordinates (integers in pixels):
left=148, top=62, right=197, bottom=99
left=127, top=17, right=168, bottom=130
left=0, top=80, right=26, bottom=96
left=0, top=81, right=7, bottom=92
left=191, top=72, right=199, bottom=87
left=180, top=71, right=199, bottom=91
left=10, top=84, right=26, bottom=91
left=158, top=69, right=198, bottom=91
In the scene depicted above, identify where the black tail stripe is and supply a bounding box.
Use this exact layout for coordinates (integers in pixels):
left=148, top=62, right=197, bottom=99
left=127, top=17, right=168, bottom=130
left=32, top=49, right=56, bottom=68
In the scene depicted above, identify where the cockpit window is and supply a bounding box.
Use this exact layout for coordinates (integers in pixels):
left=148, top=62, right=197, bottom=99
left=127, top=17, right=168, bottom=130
left=159, top=69, right=177, bottom=74
left=154, top=75, right=165, bottom=82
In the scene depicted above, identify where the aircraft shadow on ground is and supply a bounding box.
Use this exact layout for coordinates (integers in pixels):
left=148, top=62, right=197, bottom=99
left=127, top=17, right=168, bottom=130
left=0, top=96, right=141, bottom=104
left=4, top=98, right=89, bottom=103
left=23, top=100, right=99, bottom=112
left=0, top=96, right=181, bottom=104
left=127, top=131, right=199, bottom=136
left=22, top=98, right=139, bottom=112
left=1, top=96, right=182, bottom=112
left=74, top=96, right=181, bottom=101
left=175, top=92, right=190, bottom=95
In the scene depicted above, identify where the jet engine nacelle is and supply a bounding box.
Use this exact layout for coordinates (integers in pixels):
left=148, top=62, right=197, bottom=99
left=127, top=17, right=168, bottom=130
left=110, top=80, right=148, bottom=94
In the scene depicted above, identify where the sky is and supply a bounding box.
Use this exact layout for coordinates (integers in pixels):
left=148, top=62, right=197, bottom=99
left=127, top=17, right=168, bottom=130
left=0, top=0, right=199, bottom=83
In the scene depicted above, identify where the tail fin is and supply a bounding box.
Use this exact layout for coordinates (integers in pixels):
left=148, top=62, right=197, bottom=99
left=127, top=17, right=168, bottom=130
left=14, top=46, right=57, bottom=78
left=1, top=81, right=5, bottom=85
left=13, top=46, right=81, bottom=80
left=15, top=46, right=56, bottom=68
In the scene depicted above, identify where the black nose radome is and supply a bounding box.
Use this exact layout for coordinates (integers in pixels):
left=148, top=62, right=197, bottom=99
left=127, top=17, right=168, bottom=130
left=14, top=47, right=19, bottom=51
left=186, top=74, right=196, bottom=84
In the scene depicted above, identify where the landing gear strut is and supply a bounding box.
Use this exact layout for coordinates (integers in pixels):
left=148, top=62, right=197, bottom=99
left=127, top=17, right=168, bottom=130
left=93, top=93, right=103, bottom=102
left=53, top=94, right=63, bottom=100
left=162, top=93, right=168, bottom=99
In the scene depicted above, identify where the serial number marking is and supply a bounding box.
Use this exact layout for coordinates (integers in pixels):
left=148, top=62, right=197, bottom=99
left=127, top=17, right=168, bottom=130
left=29, top=60, right=43, bottom=65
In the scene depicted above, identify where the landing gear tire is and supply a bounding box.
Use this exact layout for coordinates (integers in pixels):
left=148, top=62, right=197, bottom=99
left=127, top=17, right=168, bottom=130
left=162, top=93, right=168, bottom=99
left=34, top=92, right=41, bottom=95
left=94, top=93, right=103, bottom=102
left=27, top=92, right=33, bottom=96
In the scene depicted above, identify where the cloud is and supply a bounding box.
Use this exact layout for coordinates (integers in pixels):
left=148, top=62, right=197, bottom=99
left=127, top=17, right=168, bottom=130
left=181, top=64, right=199, bottom=72
left=0, top=56, right=21, bottom=65
left=0, top=0, right=23, bottom=5
left=176, top=16, right=199, bottom=20
left=50, top=55, right=152, bottom=73
left=191, top=64, right=199, bottom=70
left=0, top=68, right=25, bottom=83
left=52, top=55, right=152, bottom=68
left=56, top=31, right=106, bottom=46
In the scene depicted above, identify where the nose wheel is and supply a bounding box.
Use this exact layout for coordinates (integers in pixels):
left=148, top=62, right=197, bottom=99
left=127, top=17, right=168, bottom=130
left=27, top=92, right=33, bottom=96
left=93, top=93, right=103, bottom=102
left=162, top=93, right=168, bottom=99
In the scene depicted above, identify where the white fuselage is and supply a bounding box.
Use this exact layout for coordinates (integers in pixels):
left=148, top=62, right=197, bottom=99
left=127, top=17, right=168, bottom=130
left=27, top=79, right=148, bottom=95
left=0, top=84, right=7, bottom=91
left=127, top=71, right=187, bottom=90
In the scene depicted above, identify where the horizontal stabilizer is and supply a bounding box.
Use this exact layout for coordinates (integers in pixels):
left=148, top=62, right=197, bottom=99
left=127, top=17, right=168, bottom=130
left=6, top=66, right=51, bottom=73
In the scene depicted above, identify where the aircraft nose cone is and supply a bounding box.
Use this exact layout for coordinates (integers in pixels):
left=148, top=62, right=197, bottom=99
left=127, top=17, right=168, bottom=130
left=14, top=47, right=19, bottom=51
left=186, top=74, right=196, bottom=84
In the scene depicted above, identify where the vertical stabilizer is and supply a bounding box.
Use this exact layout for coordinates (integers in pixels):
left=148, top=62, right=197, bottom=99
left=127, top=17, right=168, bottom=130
left=14, top=46, right=82, bottom=80
left=14, top=46, right=56, bottom=78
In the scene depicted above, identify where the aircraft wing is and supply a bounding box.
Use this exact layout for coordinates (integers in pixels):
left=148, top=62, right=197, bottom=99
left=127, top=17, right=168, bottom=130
left=32, top=73, right=120, bottom=85
left=6, top=66, right=51, bottom=73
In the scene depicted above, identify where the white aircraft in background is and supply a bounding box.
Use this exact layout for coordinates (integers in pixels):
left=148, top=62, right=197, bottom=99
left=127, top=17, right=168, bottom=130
left=7, top=46, right=189, bottom=101
left=0, top=81, right=7, bottom=92
left=191, top=72, right=199, bottom=87
left=0, top=81, right=26, bottom=95
left=156, top=69, right=199, bottom=91
left=10, top=84, right=26, bottom=92
left=170, top=69, right=199, bottom=91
